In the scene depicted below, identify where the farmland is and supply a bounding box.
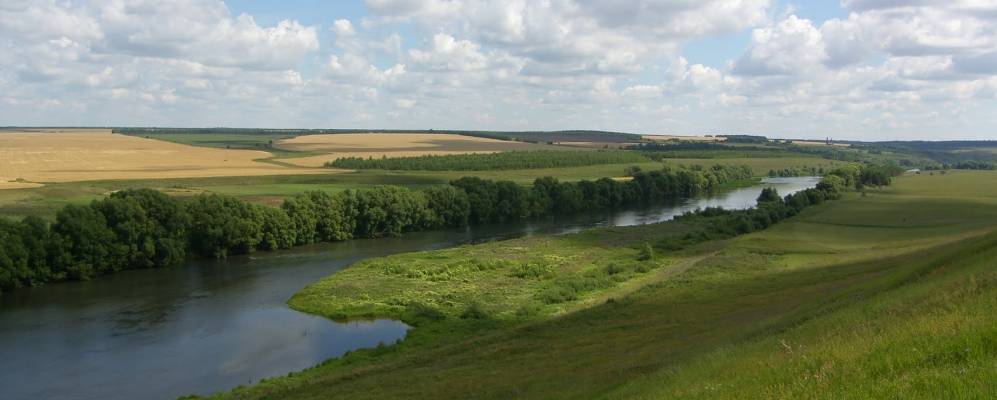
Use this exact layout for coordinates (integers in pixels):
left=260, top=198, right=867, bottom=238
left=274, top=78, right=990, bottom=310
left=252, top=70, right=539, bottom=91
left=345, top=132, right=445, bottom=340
left=0, top=128, right=852, bottom=219
left=0, top=129, right=326, bottom=190
left=207, top=170, right=997, bottom=400
left=274, top=133, right=559, bottom=167
left=0, top=155, right=839, bottom=219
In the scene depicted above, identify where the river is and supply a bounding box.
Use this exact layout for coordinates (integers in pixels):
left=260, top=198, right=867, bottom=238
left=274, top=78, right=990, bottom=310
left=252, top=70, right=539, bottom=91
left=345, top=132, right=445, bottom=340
left=0, top=177, right=818, bottom=400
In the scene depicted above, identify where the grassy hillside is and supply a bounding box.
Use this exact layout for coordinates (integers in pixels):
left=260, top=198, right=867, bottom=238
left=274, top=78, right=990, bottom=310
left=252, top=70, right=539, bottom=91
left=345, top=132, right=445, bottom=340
left=207, top=170, right=997, bottom=399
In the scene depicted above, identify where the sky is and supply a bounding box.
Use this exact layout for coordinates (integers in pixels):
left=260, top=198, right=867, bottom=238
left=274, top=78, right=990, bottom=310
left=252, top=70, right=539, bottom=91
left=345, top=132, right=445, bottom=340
left=2, top=1, right=996, bottom=141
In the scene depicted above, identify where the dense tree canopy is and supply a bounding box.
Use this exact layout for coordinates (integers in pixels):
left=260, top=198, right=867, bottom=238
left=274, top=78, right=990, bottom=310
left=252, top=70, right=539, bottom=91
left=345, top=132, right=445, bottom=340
left=326, top=150, right=650, bottom=171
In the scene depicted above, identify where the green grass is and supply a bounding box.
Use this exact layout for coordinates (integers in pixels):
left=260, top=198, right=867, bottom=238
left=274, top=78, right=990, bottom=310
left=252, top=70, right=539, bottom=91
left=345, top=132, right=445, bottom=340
left=202, top=170, right=997, bottom=400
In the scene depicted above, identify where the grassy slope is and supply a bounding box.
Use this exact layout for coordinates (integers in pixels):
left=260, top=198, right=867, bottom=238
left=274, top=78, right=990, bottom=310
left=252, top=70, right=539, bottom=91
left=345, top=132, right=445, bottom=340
left=0, top=156, right=835, bottom=219
left=208, top=170, right=997, bottom=399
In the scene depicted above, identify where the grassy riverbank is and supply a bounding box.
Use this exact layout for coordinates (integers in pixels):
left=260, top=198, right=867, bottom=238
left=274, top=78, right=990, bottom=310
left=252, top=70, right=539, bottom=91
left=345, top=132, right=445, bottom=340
left=206, top=170, right=997, bottom=399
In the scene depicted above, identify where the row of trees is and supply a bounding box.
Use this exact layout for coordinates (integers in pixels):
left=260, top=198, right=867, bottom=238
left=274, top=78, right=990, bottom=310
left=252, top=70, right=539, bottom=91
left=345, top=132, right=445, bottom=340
left=0, top=164, right=753, bottom=293
left=326, top=150, right=650, bottom=171
left=660, top=168, right=878, bottom=250
left=767, top=166, right=827, bottom=177
left=924, top=161, right=996, bottom=170
left=820, top=163, right=905, bottom=188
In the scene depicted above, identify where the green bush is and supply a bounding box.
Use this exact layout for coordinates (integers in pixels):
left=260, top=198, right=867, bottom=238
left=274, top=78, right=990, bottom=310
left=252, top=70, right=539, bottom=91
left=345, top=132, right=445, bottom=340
left=460, top=302, right=490, bottom=319
left=605, top=263, right=627, bottom=275
left=512, top=260, right=556, bottom=280
left=538, top=286, right=578, bottom=304
left=637, top=243, right=655, bottom=261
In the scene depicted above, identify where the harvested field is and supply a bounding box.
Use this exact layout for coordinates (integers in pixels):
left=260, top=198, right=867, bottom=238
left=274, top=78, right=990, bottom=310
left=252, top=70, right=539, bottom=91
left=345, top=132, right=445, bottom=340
left=0, top=129, right=328, bottom=189
left=276, top=133, right=556, bottom=167
left=642, top=134, right=724, bottom=142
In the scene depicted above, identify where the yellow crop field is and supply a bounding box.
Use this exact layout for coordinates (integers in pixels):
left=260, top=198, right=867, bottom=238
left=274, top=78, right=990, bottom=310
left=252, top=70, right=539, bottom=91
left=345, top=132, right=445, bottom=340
left=0, top=129, right=327, bottom=189
left=276, top=133, right=554, bottom=167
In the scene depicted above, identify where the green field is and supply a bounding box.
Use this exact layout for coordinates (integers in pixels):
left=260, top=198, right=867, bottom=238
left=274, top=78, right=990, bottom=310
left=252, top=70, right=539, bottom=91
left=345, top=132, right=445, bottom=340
left=120, top=132, right=322, bottom=160
left=205, top=170, right=997, bottom=399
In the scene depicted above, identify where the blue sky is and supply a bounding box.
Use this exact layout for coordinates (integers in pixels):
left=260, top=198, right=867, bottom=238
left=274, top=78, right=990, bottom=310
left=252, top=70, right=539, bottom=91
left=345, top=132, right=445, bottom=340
left=1, top=1, right=995, bottom=140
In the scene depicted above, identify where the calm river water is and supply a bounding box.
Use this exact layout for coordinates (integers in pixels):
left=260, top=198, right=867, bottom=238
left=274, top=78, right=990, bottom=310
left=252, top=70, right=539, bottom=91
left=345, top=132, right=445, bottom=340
left=0, top=177, right=818, bottom=400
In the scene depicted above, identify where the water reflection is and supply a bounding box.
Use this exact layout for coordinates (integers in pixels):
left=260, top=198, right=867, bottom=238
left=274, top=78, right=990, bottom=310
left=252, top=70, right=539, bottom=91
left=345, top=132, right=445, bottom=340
left=0, top=177, right=817, bottom=400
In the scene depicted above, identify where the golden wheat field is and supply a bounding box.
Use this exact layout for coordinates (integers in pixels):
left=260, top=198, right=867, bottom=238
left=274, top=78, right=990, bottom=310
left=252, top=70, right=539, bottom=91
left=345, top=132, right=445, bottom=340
left=276, top=133, right=555, bottom=167
left=0, top=129, right=328, bottom=189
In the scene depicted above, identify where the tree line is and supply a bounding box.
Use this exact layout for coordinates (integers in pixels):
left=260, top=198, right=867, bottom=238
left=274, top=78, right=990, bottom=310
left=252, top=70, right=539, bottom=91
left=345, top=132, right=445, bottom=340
left=326, top=150, right=650, bottom=171
left=925, top=161, right=996, bottom=171
left=0, top=164, right=753, bottom=293
left=767, top=165, right=827, bottom=177
left=658, top=163, right=901, bottom=250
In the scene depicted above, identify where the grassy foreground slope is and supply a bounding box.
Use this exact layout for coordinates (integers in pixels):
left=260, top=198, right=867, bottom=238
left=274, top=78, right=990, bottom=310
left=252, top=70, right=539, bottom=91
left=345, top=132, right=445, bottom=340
left=210, top=170, right=997, bottom=399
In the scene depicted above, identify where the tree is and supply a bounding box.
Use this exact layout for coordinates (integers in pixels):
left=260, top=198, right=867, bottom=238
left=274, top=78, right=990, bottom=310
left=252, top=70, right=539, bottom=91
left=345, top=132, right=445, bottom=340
left=756, top=187, right=781, bottom=203
left=186, top=194, right=263, bottom=258
left=424, top=185, right=471, bottom=227
left=259, top=205, right=296, bottom=250
left=50, top=204, right=117, bottom=279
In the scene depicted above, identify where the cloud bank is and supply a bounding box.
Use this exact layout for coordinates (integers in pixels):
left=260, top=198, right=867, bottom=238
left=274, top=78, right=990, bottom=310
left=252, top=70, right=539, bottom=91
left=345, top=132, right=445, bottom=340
left=1, top=0, right=995, bottom=140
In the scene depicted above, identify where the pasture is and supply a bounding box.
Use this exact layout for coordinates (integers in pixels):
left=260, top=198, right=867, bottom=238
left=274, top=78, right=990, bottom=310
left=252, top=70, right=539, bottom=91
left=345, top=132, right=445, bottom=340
left=0, top=129, right=327, bottom=189
left=275, top=133, right=558, bottom=167
left=210, top=170, right=997, bottom=400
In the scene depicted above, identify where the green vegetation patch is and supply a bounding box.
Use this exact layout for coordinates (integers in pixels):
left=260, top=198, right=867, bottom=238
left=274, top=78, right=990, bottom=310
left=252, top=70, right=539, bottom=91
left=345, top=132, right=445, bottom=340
left=202, top=170, right=997, bottom=400
left=290, top=236, right=661, bottom=322
left=327, top=150, right=650, bottom=171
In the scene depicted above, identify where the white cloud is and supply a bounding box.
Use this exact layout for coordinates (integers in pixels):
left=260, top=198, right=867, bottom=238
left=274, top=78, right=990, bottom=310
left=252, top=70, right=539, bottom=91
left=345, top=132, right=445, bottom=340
left=332, top=19, right=356, bottom=36
left=408, top=33, right=488, bottom=71
left=0, top=0, right=996, bottom=139
left=733, top=15, right=826, bottom=76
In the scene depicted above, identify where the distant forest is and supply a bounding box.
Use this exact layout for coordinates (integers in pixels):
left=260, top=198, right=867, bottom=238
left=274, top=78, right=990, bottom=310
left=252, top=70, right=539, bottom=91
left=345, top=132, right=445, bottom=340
left=327, top=150, right=650, bottom=171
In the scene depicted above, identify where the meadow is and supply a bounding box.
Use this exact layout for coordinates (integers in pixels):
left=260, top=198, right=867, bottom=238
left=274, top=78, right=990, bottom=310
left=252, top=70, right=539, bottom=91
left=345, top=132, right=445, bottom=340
left=206, top=170, right=997, bottom=399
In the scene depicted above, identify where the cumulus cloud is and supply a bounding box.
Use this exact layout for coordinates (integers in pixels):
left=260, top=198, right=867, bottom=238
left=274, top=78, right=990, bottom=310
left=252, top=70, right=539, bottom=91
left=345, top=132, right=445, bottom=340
left=733, top=15, right=826, bottom=76
left=408, top=33, right=488, bottom=72
left=368, top=0, right=771, bottom=77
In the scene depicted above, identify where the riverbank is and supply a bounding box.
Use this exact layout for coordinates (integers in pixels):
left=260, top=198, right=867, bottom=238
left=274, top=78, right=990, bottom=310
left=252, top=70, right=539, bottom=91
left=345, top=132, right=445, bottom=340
left=0, top=177, right=818, bottom=400
left=210, top=170, right=997, bottom=399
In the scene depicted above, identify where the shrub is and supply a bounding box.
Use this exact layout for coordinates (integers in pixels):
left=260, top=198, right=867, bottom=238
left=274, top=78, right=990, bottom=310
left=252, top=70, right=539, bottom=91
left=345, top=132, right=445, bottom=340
left=460, top=302, right=490, bottom=319
left=637, top=243, right=655, bottom=261
left=512, top=260, right=556, bottom=280
left=605, top=263, right=627, bottom=275
left=538, top=286, right=578, bottom=304
left=403, top=302, right=447, bottom=324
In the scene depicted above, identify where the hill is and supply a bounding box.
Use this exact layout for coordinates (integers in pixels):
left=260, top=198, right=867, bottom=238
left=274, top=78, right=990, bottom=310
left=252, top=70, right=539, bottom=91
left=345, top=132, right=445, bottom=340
left=209, top=170, right=997, bottom=399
